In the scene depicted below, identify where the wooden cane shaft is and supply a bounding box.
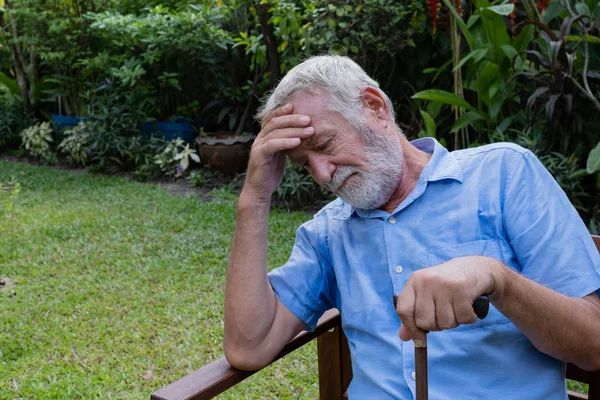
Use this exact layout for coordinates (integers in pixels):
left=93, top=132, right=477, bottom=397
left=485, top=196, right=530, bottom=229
left=416, top=345, right=428, bottom=400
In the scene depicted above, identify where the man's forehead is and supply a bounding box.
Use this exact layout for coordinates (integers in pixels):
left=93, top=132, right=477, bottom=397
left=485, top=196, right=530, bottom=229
left=287, top=88, right=329, bottom=116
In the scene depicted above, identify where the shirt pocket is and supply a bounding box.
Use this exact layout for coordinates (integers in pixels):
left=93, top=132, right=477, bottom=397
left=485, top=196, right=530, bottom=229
left=427, top=239, right=510, bottom=331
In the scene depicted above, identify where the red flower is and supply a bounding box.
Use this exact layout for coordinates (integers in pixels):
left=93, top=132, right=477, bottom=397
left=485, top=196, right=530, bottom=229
left=537, top=0, right=550, bottom=14
left=428, top=0, right=441, bottom=33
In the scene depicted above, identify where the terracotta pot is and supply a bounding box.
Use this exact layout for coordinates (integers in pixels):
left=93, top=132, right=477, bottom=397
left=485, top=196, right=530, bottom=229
left=196, top=132, right=255, bottom=175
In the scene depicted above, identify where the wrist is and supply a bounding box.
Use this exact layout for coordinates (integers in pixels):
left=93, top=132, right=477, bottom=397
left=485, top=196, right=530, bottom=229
left=486, top=258, right=510, bottom=302
left=238, top=188, right=271, bottom=212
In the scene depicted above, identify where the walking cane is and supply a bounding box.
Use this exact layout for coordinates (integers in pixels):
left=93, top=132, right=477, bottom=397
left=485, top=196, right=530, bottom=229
left=393, top=295, right=490, bottom=400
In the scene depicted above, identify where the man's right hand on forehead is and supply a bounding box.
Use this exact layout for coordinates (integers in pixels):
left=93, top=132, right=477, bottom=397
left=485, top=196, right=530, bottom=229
left=241, top=104, right=314, bottom=205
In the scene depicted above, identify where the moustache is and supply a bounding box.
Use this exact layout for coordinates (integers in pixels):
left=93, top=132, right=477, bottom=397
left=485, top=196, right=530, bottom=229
left=326, top=166, right=361, bottom=192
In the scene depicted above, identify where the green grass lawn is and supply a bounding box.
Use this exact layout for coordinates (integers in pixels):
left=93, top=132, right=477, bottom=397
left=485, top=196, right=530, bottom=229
left=0, top=160, right=318, bottom=399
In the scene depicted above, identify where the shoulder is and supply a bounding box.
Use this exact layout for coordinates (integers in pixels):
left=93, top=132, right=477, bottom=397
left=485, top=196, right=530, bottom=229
left=451, top=142, right=535, bottom=178
left=452, top=142, right=530, bottom=162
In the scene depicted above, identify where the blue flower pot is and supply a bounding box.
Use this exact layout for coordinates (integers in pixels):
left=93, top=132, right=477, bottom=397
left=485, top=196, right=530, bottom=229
left=51, top=114, right=88, bottom=131
left=140, top=116, right=197, bottom=144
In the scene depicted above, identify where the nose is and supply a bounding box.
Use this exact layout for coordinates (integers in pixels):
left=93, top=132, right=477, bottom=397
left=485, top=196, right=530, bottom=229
left=308, top=155, right=336, bottom=186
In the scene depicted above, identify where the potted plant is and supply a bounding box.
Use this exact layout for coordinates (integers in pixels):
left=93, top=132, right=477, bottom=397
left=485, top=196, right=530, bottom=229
left=195, top=50, right=262, bottom=176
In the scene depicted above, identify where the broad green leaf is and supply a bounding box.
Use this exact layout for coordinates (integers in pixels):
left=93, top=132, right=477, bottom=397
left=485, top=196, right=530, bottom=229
left=493, top=115, right=516, bottom=136
left=453, top=48, right=489, bottom=72
left=587, top=142, right=600, bottom=174
left=0, top=72, right=20, bottom=95
left=565, top=35, right=600, bottom=44
left=477, top=62, right=500, bottom=97
left=180, top=157, right=189, bottom=171
left=419, top=109, right=437, bottom=138
left=480, top=5, right=512, bottom=54
left=450, top=111, right=485, bottom=133
left=575, top=2, right=591, bottom=16
left=500, top=45, right=518, bottom=60
left=514, top=25, right=534, bottom=53
left=484, top=4, right=515, bottom=15
left=542, top=0, right=564, bottom=23
left=412, top=90, right=477, bottom=112
left=467, top=15, right=480, bottom=29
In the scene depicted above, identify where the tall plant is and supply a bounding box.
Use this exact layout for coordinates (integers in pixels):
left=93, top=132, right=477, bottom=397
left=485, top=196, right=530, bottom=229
left=414, top=0, right=535, bottom=148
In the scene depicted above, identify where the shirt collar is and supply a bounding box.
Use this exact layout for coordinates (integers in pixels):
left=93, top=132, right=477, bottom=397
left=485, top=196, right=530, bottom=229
left=332, top=137, right=463, bottom=220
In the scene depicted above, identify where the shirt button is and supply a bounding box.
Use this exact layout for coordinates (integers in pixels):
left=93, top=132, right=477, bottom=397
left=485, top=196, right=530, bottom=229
left=411, top=371, right=416, bottom=380
left=394, top=265, right=403, bottom=274
left=389, top=216, right=397, bottom=224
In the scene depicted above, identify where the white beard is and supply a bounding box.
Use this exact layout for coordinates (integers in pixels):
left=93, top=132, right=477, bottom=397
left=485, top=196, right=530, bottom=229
left=325, top=126, right=404, bottom=210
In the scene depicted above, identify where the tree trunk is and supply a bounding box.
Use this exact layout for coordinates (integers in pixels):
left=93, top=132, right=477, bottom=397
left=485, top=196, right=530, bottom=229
left=3, top=0, right=33, bottom=113
left=255, top=1, right=281, bottom=89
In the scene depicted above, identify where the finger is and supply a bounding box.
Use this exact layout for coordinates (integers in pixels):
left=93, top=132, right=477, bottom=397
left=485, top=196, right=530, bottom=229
left=259, top=137, right=302, bottom=157
left=414, top=285, right=437, bottom=333
left=396, top=285, right=427, bottom=347
left=263, top=126, right=314, bottom=142
left=262, top=103, right=293, bottom=128
left=262, top=114, right=311, bottom=137
left=454, top=297, right=478, bottom=325
left=434, top=296, right=458, bottom=330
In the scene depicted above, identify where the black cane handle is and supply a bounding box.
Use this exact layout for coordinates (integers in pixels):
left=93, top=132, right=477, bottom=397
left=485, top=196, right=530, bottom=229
left=392, top=294, right=490, bottom=320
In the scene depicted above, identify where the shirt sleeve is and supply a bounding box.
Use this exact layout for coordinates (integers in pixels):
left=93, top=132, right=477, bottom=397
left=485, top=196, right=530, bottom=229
left=268, top=218, right=336, bottom=330
left=502, top=150, right=600, bottom=298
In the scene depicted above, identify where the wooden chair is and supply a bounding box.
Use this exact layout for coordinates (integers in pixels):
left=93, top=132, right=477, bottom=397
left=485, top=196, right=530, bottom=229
left=151, top=236, right=600, bottom=400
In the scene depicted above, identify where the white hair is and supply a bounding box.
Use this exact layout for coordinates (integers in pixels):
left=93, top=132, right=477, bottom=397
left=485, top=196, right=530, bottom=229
left=256, top=55, right=396, bottom=129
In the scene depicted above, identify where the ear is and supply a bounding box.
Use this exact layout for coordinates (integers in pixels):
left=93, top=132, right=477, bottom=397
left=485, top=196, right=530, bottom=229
left=359, top=86, right=390, bottom=122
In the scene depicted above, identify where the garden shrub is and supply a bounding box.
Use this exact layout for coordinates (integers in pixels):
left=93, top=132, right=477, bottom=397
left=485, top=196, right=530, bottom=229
left=274, top=160, right=330, bottom=208
left=20, top=122, right=54, bottom=160
left=153, top=138, right=200, bottom=178
left=58, top=122, right=92, bottom=166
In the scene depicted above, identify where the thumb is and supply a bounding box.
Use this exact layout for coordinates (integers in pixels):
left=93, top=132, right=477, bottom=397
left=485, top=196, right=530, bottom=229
left=399, top=323, right=427, bottom=348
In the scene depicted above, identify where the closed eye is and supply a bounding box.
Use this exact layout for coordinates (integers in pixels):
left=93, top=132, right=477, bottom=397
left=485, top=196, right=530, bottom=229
left=317, top=141, right=330, bottom=151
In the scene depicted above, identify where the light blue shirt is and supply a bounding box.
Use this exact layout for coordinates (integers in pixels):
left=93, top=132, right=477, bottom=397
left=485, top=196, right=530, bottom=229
left=268, top=138, right=600, bottom=399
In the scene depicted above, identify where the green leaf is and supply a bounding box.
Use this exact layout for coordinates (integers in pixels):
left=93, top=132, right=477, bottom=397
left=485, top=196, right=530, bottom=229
left=575, top=2, right=591, bottom=16
left=514, top=25, right=535, bottom=53
left=483, top=4, right=515, bottom=16
left=500, top=45, right=518, bottom=60
left=587, top=142, right=600, bottom=174
left=180, top=157, right=189, bottom=171
left=412, top=90, right=477, bottom=112
left=453, top=48, right=489, bottom=72
left=480, top=4, right=512, bottom=53
left=467, top=15, right=480, bottom=29
left=493, top=115, right=516, bottom=136
left=565, top=35, right=600, bottom=43
left=419, top=109, right=437, bottom=138
left=477, top=62, right=500, bottom=96
left=431, top=59, right=453, bottom=83
left=450, top=111, right=485, bottom=133
left=0, top=72, right=20, bottom=95
left=527, top=87, right=549, bottom=109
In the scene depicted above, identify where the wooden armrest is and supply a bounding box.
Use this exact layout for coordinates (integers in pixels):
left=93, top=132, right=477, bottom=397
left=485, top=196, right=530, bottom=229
left=151, top=309, right=342, bottom=400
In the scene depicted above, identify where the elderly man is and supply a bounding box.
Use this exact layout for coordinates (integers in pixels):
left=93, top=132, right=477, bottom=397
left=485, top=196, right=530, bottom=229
left=223, top=55, right=600, bottom=399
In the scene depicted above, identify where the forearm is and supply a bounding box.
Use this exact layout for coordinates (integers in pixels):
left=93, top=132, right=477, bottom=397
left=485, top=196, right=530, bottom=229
left=224, top=190, right=278, bottom=360
left=490, top=261, right=600, bottom=370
